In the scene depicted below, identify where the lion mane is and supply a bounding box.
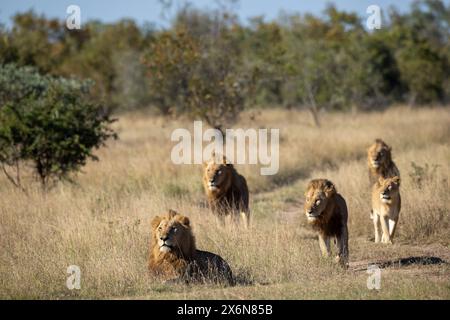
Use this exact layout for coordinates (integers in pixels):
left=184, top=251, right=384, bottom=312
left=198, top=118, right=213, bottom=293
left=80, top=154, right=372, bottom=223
left=367, top=139, right=400, bottom=186
left=203, top=153, right=250, bottom=226
left=304, top=179, right=349, bottom=267
left=148, top=209, right=233, bottom=284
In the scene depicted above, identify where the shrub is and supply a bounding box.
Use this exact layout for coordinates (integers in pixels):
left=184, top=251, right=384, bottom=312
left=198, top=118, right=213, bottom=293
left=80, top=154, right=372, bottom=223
left=408, top=161, right=440, bottom=189
left=0, top=64, right=116, bottom=189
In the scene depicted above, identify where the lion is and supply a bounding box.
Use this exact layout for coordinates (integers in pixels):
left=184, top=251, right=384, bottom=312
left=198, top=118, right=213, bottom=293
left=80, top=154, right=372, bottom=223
left=371, top=176, right=401, bottom=244
left=367, top=139, right=400, bottom=187
left=203, top=153, right=250, bottom=227
left=304, top=179, right=349, bottom=267
left=148, top=210, right=233, bottom=285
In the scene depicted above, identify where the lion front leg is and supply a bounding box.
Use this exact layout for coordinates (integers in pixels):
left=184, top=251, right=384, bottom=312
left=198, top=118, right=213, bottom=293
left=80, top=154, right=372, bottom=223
left=388, top=218, right=398, bottom=241
left=318, top=234, right=331, bottom=258
left=380, top=216, right=392, bottom=244
left=372, top=212, right=381, bottom=243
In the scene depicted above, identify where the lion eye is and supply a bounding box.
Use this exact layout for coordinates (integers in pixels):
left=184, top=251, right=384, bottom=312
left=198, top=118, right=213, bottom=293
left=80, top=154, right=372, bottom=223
left=217, top=170, right=222, bottom=175
left=173, top=227, right=177, bottom=233
left=315, top=200, right=321, bottom=205
left=158, top=226, right=162, bottom=231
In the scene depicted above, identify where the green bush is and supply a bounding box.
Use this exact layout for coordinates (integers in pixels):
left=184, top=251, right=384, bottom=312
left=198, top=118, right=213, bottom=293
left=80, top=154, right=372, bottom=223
left=0, top=64, right=116, bottom=189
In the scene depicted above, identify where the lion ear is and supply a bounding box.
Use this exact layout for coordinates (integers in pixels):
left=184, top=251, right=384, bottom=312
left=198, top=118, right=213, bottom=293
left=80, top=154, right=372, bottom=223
left=392, top=176, right=400, bottom=186
left=180, top=216, right=190, bottom=227
left=151, top=216, right=162, bottom=230
left=324, top=180, right=336, bottom=195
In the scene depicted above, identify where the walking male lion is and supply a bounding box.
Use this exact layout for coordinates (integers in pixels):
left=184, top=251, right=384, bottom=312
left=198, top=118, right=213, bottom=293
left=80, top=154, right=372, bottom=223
left=304, top=179, right=349, bottom=267
left=367, top=139, right=400, bottom=186
left=203, top=153, right=250, bottom=227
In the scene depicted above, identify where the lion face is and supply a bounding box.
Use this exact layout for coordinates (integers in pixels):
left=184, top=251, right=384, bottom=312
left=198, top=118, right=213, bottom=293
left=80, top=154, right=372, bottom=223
left=151, top=210, right=193, bottom=255
left=377, top=176, right=400, bottom=204
left=203, top=155, right=232, bottom=193
left=368, top=139, right=391, bottom=169
left=304, top=179, right=336, bottom=222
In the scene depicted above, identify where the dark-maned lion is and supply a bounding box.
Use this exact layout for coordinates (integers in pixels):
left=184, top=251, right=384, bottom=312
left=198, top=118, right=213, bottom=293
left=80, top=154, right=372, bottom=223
left=367, top=139, right=400, bottom=186
left=148, top=210, right=233, bottom=285
left=203, top=153, right=250, bottom=227
left=304, top=179, right=349, bottom=267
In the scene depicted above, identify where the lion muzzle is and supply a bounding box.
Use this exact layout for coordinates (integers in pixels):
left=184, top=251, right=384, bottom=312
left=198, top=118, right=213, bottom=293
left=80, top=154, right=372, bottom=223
left=306, top=209, right=320, bottom=221
left=371, top=160, right=380, bottom=168
left=158, top=238, right=173, bottom=252
left=208, top=180, right=218, bottom=191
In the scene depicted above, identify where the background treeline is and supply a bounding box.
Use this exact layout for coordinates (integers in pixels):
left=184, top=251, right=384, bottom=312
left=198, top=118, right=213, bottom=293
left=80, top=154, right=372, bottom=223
left=0, top=0, right=449, bottom=120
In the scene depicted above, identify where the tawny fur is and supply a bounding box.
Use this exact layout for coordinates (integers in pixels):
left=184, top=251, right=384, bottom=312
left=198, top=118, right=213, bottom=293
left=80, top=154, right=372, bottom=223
left=367, top=139, right=400, bottom=187
left=148, top=210, right=233, bottom=284
left=203, top=154, right=250, bottom=227
left=372, top=176, right=401, bottom=244
left=304, top=179, right=349, bottom=267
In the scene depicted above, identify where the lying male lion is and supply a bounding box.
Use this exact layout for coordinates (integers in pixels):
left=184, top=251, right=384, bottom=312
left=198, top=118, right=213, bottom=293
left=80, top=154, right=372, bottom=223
left=304, top=179, right=349, bottom=267
left=372, top=176, right=401, bottom=244
left=148, top=209, right=233, bottom=285
left=203, top=153, right=250, bottom=227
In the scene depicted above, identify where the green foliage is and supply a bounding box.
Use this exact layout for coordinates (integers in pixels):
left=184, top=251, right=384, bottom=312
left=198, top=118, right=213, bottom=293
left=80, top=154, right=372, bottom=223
left=1, top=12, right=154, bottom=110
left=0, top=64, right=116, bottom=188
left=0, top=0, right=449, bottom=115
left=144, top=9, right=252, bottom=131
left=143, top=28, right=199, bottom=115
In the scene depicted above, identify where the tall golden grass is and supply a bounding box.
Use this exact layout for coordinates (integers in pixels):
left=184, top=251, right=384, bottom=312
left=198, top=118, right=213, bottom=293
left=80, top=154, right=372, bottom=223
left=0, top=106, right=449, bottom=299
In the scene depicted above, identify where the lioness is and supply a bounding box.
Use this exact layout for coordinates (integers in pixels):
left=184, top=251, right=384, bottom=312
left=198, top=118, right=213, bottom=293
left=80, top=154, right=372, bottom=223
left=304, top=179, right=349, bottom=267
left=148, top=210, right=233, bottom=285
left=372, top=176, right=401, bottom=244
left=367, top=139, right=400, bottom=186
left=203, top=153, right=250, bottom=227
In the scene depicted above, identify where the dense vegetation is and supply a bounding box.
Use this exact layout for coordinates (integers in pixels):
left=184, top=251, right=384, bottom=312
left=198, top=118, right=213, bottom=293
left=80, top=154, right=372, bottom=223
left=0, top=64, right=116, bottom=189
left=0, top=0, right=448, bottom=117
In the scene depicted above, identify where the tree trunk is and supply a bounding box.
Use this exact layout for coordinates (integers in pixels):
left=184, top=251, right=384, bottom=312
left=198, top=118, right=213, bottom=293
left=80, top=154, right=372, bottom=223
left=306, top=83, right=321, bottom=127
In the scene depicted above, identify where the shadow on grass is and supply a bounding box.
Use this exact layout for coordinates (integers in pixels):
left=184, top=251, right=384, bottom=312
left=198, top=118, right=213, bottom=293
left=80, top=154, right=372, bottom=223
left=375, top=256, right=447, bottom=268
left=231, top=268, right=271, bottom=287
left=353, top=256, right=447, bottom=272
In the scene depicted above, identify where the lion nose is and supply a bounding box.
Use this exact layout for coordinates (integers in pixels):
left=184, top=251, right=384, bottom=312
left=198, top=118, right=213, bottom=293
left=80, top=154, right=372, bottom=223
left=307, top=209, right=313, bottom=214
left=160, top=235, right=168, bottom=241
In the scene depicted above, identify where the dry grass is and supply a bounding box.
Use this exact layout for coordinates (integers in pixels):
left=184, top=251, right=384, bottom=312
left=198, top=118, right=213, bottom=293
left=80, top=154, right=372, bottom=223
left=0, top=106, right=449, bottom=299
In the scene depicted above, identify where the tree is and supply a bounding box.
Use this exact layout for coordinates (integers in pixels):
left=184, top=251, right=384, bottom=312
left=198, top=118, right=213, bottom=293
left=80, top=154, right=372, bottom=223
left=144, top=7, right=253, bottom=133
left=0, top=64, right=116, bottom=189
left=388, top=1, right=449, bottom=105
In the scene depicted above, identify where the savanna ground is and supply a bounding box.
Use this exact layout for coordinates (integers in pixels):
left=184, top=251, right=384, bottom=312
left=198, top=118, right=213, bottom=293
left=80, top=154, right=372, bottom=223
left=0, top=106, right=449, bottom=299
